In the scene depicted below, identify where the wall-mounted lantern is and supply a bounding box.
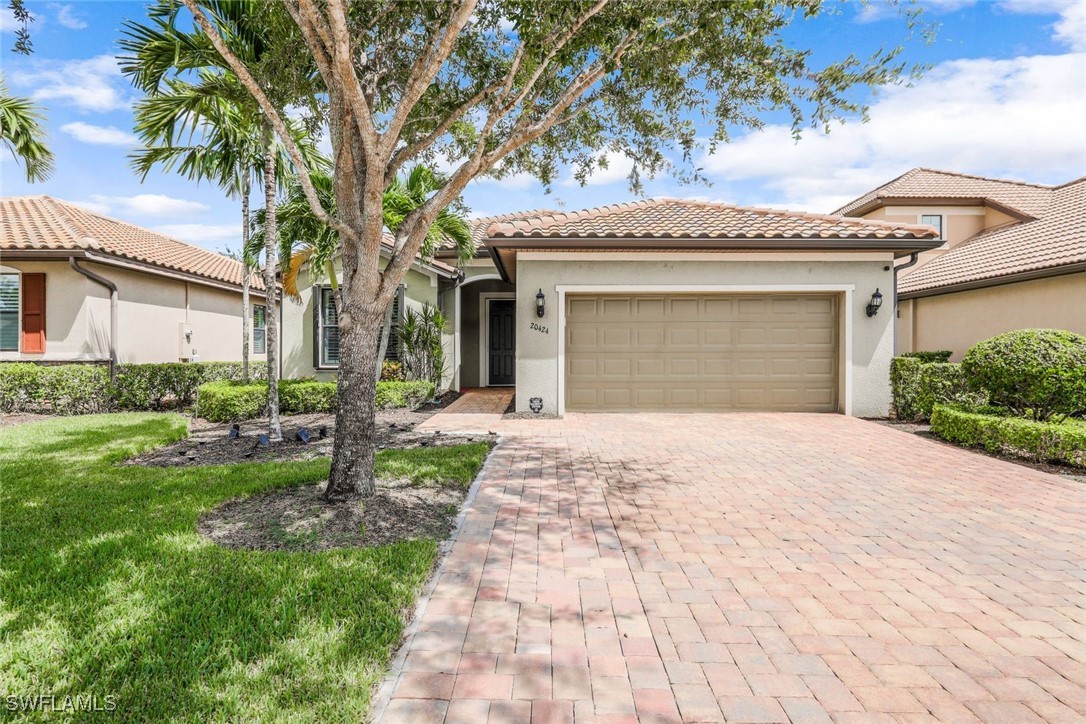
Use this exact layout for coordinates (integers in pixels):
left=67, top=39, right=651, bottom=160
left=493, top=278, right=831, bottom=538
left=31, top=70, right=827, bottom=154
left=866, top=288, right=884, bottom=317
left=536, top=288, right=546, bottom=317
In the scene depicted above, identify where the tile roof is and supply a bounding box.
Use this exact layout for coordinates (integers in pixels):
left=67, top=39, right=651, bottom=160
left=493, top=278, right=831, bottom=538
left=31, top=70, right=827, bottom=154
left=463, top=210, right=557, bottom=250
left=899, top=178, right=1086, bottom=295
left=1, top=195, right=260, bottom=289
left=834, top=168, right=1054, bottom=217
left=487, top=198, right=938, bottom=240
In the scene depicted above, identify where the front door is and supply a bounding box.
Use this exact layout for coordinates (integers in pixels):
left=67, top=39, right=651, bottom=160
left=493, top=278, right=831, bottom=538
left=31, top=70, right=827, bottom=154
left=487, top=299, right=516, bottom=386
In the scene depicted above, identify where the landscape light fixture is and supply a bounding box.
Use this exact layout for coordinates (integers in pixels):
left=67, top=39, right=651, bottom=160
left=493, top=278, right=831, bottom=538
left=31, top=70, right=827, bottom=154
left=536, top=289, right=546, bottom=317
left=229, top=423, right=240, bottom=439
left=296, top=428, right=311, bottom=444
left=866, top=289, right=884, bottom=317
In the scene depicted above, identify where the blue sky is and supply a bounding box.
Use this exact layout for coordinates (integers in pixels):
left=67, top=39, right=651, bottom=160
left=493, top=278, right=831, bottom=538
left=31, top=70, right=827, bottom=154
left=2, top=0, right=1084, bottom=252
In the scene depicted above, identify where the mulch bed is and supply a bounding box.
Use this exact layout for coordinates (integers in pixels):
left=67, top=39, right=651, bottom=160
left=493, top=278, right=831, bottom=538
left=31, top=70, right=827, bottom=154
left=0, top=412, right=54, bottom=428
left=126, top=405, right=480, bottom=468
left=197, top=478, right=469, bottom=552
left=871, top=418, right=1086, bottom=484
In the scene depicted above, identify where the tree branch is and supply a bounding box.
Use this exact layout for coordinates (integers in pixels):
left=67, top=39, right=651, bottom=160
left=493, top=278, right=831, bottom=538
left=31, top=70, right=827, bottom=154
left=383, top=0, right=480, bottom=152
left=179, top=0, right=357, bottom=243
left=321, top=0, right=380, bottom=158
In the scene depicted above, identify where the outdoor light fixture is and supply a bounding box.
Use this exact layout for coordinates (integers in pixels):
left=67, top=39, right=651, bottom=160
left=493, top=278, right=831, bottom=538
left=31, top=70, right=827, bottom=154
left=536, top=288, right=546, bottom=317
left=866, top=288, right=884, bottom=317
left=296, top=428, right=311, bottom=444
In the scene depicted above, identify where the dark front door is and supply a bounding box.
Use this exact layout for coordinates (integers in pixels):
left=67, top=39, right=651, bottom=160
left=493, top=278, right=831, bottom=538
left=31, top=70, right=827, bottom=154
left=488, top=299, right=516, bottom=386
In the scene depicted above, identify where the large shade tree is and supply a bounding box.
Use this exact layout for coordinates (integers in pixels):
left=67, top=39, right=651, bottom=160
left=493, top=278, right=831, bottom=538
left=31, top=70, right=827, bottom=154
left=174, top=0, right=925, bottom=499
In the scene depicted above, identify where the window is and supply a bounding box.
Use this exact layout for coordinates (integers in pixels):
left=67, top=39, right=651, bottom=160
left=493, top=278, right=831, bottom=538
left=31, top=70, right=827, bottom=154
left=0, top=274, right=18, bottom=351
left=318, top=288, right=339, bottom=367
left=313, top=285, right=403, bottom=368
left=921, top=214, right=943, bottom=240
left=253, top=305, right=266, bottom=354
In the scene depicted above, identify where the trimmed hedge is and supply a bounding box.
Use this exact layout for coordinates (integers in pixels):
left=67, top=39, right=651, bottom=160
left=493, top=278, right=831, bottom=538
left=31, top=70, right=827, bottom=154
left=375, top=380, right=436, bottom=411
left=931, top=404, right=1086, bottom=468
left=0, top=361, right=268, bottom=415
left=196, top=379, right=435, bottom=422
left=113, top=361, right=268, bottom=410
left=902, top=350, right=952, bottom=363
left=891, top=358, right=983, bottom=421
left=961, top=329, right=1086, bottom=421
left=0, top=363, right=112, bottom=415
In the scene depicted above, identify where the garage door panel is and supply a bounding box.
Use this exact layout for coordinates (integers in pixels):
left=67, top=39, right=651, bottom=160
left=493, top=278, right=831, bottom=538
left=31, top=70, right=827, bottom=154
left=566, top=293, right=838, bottom=412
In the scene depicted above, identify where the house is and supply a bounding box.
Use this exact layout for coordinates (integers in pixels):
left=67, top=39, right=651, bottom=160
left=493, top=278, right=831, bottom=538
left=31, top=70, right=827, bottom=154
left=834, top=169, right=1086, bottom=359
left=284, top=199, right=940, bottom=417
left=0, top=196, right=266, bottom=367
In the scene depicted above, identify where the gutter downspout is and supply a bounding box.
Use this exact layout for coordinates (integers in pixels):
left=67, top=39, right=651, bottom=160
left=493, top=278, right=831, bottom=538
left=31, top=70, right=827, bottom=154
left=893, top=253, right=920, bottom=357
left=70, top=256, right=118, bottom=380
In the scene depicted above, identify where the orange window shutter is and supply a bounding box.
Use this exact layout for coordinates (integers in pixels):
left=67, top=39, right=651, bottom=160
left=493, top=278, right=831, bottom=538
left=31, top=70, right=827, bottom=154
left=21, top=273, right=46, bottom=354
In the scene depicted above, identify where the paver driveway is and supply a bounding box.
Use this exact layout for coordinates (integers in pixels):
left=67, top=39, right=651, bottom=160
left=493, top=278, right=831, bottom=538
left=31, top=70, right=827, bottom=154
left=378, top=412, right=1086, bottom=723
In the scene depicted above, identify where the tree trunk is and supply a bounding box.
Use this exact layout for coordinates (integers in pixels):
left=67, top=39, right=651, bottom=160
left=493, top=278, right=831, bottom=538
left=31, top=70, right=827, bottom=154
left=262, top=124, right=282, bottom=441
left=240, top=182, right=251, bottom=384
left=375, top=299, right=394, bottom=379
left=326, top=306, right=382, bottom=500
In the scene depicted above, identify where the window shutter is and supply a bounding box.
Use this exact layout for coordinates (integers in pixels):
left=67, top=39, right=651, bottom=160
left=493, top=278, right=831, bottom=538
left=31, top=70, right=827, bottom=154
left=384, top=284, right=405, bottom=361
left=21, top=273, right=45, bottom=354
left=311, top=286, right=321, bottom=369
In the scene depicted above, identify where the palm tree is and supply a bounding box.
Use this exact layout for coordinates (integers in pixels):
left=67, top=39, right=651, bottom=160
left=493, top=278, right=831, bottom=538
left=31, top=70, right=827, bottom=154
left=129, top=71, right=325, bottom=385
left=254, top=166, right=474, bottom=386
left=121, top=0, right=311, bottom=441
left=0, top=75, right=54, bottom=182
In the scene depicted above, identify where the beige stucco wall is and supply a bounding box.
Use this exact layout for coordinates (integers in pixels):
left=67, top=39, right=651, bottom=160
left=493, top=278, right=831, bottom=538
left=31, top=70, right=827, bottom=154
left=898, top=273, right=1086, bottom=359
left=281, top=260, right=454, bottom=388
left=513, top=255, right=896, bottom=417
left=0, top=259, right=264, bottom=364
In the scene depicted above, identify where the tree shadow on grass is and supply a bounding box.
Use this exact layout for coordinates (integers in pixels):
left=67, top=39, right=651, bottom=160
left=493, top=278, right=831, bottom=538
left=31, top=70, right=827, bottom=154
left=1, top=414, right=437, bottom=720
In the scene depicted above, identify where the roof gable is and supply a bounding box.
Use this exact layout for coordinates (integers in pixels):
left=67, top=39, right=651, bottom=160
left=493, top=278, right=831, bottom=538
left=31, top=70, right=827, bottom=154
left=834, top=168, right=1054, bottom=217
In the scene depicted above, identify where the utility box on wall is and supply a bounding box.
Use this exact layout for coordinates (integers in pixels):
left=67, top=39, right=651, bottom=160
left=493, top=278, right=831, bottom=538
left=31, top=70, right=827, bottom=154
left=178, top=322, right=195, bottom=361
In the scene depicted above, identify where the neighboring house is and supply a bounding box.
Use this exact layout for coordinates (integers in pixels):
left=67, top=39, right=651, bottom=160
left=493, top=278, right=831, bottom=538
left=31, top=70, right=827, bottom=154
left=835, top=168, right=1086, bottom=359
left=0, top=196, right=266, bottom=367
left=284, top=199, right=939, bottom=417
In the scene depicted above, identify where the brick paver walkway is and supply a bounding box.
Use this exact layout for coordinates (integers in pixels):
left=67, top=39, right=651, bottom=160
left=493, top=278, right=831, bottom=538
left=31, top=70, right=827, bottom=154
left=378, top=413, right=1086, bottom=723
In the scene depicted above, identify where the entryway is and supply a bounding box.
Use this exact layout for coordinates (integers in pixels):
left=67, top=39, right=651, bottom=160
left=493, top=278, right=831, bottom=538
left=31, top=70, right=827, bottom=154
left=486, top=298, right=515, bottom=386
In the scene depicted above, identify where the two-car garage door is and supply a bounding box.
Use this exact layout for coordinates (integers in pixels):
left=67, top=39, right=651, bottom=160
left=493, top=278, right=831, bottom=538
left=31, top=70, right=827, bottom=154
left=565, top=293, right=839, bottom=412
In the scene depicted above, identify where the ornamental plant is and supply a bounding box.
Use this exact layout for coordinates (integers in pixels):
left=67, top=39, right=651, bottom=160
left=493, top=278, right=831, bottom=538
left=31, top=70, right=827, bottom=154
left=961, top=329, right=1086, bottom=421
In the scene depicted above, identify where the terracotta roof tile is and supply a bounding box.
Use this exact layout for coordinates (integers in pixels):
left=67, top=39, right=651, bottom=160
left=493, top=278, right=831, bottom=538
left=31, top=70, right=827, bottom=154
left=834, top=168, right=1054, bottom=217
left=487, top=198, right=938, bottom=240
left=1, top=195, right=260, bottom=289
left=899, top=178, right=1086, bottom=294
left=463, top=209, right=556, bottom=250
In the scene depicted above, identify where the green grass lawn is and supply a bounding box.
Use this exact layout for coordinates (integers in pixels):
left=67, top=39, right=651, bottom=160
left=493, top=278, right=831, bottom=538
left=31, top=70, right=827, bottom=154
left=0, top=414, right=488, bottom=721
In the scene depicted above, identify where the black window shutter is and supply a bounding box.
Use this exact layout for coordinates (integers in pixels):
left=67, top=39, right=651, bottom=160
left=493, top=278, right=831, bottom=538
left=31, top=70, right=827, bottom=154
left=384, top=284, right=405, bottom=361
left=311, top=285, right=321, bottom=369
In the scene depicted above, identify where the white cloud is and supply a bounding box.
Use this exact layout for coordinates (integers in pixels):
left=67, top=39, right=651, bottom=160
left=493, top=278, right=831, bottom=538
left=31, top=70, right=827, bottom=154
left=77, top=194, right=210, bottom=218
left=51, top=3, right=86, bottom=29
left=0, top=6, right=40, bottom=33
left=1001, top=0, right=1086, bottom=51
left=701, top=52, right=1086, bottom=212
left=61, top=122, right=136, bottom=146
left=153, top=224, right=238, bottom=245
left=9, top=55, right=128, bottom=113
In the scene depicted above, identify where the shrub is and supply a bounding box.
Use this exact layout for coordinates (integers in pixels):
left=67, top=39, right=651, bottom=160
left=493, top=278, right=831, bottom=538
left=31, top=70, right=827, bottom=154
left=902, top=350, right=952, bottom=363
left=890, top=357, right=923, bottom=420
left=891, top=358, right=984, bottom=421
left=398, top=303, right=447, bottom=389
left=380, top=360, right=404, bottom=381
left=931, top=404, right=1086, bottom=468
left=962, top=329, right=1086, bottom=421
left=279, top=379, right=338, bottom=415
left=196, top=381, right=266, bottom=422
left=113, top=361, right=268, bottom=410
left=0, top=363, right=112, bottom=415
left=376, top=380, right=435, bottom=411
left=0, top=363, right=45, bottom=412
